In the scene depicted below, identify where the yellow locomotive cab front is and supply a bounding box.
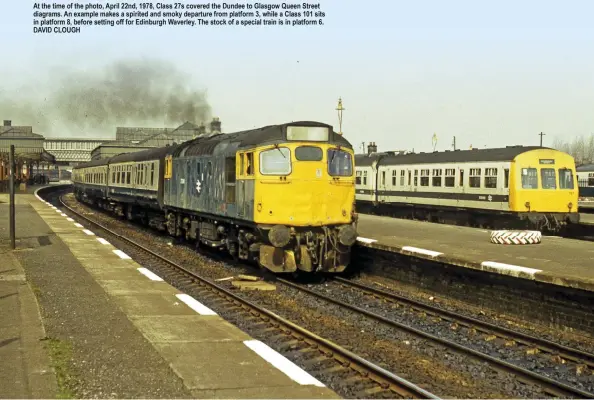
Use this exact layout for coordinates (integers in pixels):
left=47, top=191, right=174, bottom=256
left=253, top=143, right=355, bottom=227
left=510, top=149, right=580, bottom=229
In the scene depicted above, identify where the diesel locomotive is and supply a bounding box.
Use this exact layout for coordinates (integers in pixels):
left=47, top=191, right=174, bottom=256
left=72, top=121, right=358, bottom=274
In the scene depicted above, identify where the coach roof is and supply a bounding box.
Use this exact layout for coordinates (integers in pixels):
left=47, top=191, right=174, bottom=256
left=356, top=146, right=555, bottom=167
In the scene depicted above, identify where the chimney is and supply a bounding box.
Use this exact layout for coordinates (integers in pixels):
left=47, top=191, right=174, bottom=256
left=209, top=117, right=221, bottom=133
left=3, top=120, right=11, bottom=127
left=367, top=141, right=377, bottom=155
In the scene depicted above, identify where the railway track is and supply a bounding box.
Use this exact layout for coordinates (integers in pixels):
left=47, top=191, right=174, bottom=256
left=279, top=277, right=594, bottom=399
left=50, top=192, right=438, bottom=399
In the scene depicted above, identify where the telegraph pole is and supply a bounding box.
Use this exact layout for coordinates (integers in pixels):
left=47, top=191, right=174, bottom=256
left=336, top=97, right=345, bottom=135
left=9, top=145, right=15, bottom=250
left=539, top=132, right=545, bottom=147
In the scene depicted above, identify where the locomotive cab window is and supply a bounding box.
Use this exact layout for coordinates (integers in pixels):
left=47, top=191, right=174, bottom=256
left=559, top=168, right=574, bottom=189
left=541, top=168, right=556, bottom=189
left=327, top=149, right=352, bottom=177
left=246, top=152, right=254, bottom=176
left=260, top=147, right=291, bottom=175
left=521, top=168, right=538, bottom=189
left=295, top=146, right=322, bottom=161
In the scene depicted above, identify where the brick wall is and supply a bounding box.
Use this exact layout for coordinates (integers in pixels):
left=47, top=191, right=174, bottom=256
left=353, top=246, right=594, bottom=337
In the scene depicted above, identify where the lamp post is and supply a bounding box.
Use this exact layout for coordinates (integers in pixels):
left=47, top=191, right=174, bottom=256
left=336, top=97, right=345, bottom=135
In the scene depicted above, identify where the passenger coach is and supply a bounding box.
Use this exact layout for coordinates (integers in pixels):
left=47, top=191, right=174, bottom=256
left=355, top=146, right=579, bottom=231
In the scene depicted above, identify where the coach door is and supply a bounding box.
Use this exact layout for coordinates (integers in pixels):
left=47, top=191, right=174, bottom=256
left=181, top=159, right=191, bottom=209
left=378, top=168, right=388, bottom=203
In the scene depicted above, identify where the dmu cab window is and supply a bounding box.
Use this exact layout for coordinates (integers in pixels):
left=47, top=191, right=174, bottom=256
left=260, top=147, right=291, bottom=175
left=559, top=168, right=574, bottom=189
left=521, top=168, right=538, bottom=189
left=295, top=146, right=322, bottom=161
left=541, top=168, right=556, bottom=189
left=327, top=149, right=352, bottom=176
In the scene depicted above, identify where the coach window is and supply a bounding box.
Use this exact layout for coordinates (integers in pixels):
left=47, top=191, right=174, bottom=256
left=363, top=170, right=367, bottom=185
left=469, top=168, right=481, bottom=188
left=559, top=168, right=574, bottom=189
left=445, top=169, right=455, bottom=187
left=414, top=170, right=418, bottom=186
left=541, top=168, right=556, bottom=189
left=504, top=169, right=509, bottom=188
left=239, top=154, right=244, bottom=177
left=484, top=168, right=498, bottom=188
left=400, top=170, right=405, bottom=186
left=392, top=169, right=397, bottom=186
left=521, top=168, right=538, bottom=189
left=459, top=169, right=464, bottom=187
left=381, top=171, right=386, bottom=186
left=432, top=169, right=442, bottom=187
left=420, top=169, right=429, bottom=186
left=408, top=171, right=412, bottom=186
left=260, top=147, right=291, bottom=175
left=356, top=170, right=362, bottom=185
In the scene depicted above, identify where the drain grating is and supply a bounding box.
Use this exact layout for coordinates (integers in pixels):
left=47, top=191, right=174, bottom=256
left=37, top=236, right=51, bottom=246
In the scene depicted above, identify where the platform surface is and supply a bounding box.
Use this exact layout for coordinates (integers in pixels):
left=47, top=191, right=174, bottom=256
left=0, top=191, right=339, bottom=399
left=356, top=213, right=594, bottom=292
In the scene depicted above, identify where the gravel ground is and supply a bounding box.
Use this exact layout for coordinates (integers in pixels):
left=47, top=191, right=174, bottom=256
left=352, top=272, right=594, bottom=357
left=24, top=197, right=193, bottom=398
left=299, top=279, right=594, bottom=394
left=60, top=193, right=545, bottom=399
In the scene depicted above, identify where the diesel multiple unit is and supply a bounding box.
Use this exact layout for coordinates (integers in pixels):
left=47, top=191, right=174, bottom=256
left=72, top=121, right=358, bottom=274
left=355, top=146, right=580, bottom=231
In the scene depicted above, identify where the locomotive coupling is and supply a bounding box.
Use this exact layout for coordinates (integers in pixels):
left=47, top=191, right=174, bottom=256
left=268, top=225, right=291, bottom=248
left=337, top=224, right=358, bottom=246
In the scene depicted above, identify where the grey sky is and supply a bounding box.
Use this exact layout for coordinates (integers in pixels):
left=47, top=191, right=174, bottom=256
left=1, top=0, right=593, bottom=153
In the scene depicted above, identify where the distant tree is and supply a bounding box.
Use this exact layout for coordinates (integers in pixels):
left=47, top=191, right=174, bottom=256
left=550, top=134, right=594, bottom=166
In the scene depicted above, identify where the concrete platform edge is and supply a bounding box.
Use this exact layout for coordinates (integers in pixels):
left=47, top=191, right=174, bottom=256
left=355, top=237, right=594, bottom=293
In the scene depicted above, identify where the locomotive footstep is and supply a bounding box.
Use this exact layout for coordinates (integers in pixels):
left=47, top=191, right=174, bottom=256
left=490, top=230, right=542, bottom=245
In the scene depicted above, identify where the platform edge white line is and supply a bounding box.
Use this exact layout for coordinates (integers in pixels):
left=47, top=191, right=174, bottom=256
left=175, top=294, right=217, bottom=316
left=113, top=249, right=131, bottom=259
left=243, top=339, right=325, bottom=387
left=137, top=268, right=164, bottom=281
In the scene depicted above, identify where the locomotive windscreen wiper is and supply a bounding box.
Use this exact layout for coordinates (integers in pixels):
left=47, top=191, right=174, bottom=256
left=273, top=144, right=286, bottom=158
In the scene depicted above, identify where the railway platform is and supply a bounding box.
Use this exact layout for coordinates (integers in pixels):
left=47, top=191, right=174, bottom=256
left=356, top=213, right=594, bottom=293
left=0, top=189, right=338, bottom=398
